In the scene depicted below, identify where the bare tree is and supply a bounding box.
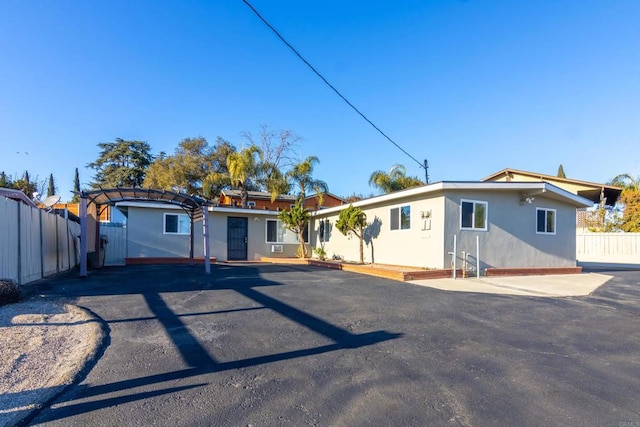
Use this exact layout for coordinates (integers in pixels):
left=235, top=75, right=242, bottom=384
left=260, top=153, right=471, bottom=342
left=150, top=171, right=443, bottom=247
left=241, top=124, right=302, bottom=171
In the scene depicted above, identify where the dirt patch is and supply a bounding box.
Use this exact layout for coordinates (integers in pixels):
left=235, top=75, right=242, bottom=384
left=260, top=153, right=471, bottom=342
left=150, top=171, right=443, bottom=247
left=0, top=300, right=106, bottom=427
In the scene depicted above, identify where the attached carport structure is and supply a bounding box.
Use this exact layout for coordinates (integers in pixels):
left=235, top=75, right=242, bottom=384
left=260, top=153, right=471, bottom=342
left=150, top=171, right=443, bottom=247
left=78, top=188, right=212, bottom=276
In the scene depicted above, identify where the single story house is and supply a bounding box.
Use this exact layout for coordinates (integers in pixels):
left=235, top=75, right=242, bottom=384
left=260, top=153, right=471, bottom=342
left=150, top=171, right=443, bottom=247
left=116, top=181, right=592, bottom=274
left=118, top=202, right=305, bottom=262
left=117, top=190, right=344, bottom=263
left=310, top=181, right=592, bottom=272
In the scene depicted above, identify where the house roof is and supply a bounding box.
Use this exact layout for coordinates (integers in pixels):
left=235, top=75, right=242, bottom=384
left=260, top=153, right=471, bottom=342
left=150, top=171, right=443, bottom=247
left=481, top=168, right=622, bottom=204
left=305, top=192, right=345, bottom=202
left=312, top=181, right=593, bottom=216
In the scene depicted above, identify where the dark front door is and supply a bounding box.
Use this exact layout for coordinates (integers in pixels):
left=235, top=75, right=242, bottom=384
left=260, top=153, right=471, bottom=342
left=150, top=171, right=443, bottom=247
left=227, top=217, right=248, bottom=261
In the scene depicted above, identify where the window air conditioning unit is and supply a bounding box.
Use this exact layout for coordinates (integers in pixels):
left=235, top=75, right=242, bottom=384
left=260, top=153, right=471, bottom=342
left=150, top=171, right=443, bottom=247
left=271, top=244, right=283, bottom=253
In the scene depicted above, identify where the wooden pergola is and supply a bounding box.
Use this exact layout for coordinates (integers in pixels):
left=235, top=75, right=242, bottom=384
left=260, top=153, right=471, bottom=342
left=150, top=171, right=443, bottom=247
left=77, top=188, right=211, bottom=276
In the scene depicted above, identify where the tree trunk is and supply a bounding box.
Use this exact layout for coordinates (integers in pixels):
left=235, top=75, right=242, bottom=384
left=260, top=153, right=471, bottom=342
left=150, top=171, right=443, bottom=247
left=358, top=226, right=364, bottom=264
left=297, top=229, right=308, bottom=258
left=240, top=186, right=248, bottom=208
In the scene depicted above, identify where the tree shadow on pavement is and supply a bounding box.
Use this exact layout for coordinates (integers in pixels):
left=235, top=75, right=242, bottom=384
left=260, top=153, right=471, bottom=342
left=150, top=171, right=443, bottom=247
left=28, top=264, right=401, bottom=424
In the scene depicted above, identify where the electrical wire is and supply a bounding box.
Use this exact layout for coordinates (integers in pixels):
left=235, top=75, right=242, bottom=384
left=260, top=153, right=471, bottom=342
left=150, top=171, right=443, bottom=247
left=241, top=0, right=425, bottom=171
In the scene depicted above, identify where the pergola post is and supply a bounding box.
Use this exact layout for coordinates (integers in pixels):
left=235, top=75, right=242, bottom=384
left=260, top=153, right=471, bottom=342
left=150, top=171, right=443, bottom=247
left=79, top=194, right=88, bottom=278
left=189, top=214, right=195, bottom=265
left=95, top=204, right=102, bottom=268
left=202, top=205, right=211, bottom=274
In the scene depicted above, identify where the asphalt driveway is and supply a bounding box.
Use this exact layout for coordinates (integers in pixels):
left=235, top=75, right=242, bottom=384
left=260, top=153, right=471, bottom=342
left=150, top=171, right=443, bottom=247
left=27, top=264, right=640, bottom=426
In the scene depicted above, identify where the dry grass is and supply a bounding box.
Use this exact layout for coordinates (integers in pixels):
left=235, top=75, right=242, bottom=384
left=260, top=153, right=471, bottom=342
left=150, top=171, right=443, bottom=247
left=0, top=300, right=105, bottom=427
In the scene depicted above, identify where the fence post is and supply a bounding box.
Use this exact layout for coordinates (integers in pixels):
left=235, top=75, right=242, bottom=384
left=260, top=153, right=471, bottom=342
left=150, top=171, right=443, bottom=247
left=56, top=215, right=60, bottom=273
left=67, top=221, right=72, bottom=270
left=80, top=195, right=88, bottom=278
left=17, top=202, right=21, bottom=284
left=39, top=209, right=44, bottom=280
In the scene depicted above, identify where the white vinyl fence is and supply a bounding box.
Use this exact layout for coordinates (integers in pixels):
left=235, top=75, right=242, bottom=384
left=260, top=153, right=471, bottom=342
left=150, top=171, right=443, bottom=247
left=0, top=196, right=80, bottom=284
left=576, top=231, right=640, bottom=265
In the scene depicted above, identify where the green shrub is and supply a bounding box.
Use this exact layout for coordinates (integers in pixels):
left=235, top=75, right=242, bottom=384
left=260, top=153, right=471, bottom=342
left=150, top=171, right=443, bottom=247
left=314, top=247, right=327, bottom=261
left=0, top=279, right=21, bottom=305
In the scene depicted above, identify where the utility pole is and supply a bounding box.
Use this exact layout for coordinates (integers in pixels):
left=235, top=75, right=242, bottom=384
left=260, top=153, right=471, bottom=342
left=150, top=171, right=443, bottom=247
left=423, top=159, right=429, bottom=184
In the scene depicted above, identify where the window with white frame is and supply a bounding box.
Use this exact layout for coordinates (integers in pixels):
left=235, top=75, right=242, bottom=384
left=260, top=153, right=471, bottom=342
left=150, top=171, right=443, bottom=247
left=164, top=213, right=191, bottom=235
left=266, top=219, right=286, bottom=243
left=390, top=205, right=411, bottom=230
left=319, top=219, right=330, bottom=242
left=536, top=208, right=556, bottom=234
left=247, top=201, right=256, bottom=208
left=460, top=199, right=488, bottom=230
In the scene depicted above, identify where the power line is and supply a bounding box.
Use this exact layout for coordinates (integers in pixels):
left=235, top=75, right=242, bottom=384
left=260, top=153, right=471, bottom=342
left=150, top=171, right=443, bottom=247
left=241, top=0, right=426, bottom=172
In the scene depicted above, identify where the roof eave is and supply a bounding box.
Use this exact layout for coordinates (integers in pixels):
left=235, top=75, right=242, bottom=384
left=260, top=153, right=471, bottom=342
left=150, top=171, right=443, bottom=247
left=311, top=181, right=593, bottom=216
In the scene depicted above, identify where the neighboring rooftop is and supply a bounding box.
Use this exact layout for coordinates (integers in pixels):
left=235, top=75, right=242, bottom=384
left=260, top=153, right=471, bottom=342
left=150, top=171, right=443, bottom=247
left=221, top=189, right=297, bottom=201
left=481, top=168, right=623, bottom=205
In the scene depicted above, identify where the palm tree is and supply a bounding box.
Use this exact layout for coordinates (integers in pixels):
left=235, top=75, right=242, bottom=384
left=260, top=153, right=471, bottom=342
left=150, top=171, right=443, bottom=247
left=227, top=145, right=261, bottom=208
left=609, top=173, right=640, bottom=232
left=368, top=164, right=424, bottom=194
left=202, top=171, right=230, bottom=200
left=278, top=199, right=311, bottom=258
left=260, top=161, right=290, bottom=203
left=287, top=156, right=328, bottom=206
left=610, top=173, right=640, bottom=191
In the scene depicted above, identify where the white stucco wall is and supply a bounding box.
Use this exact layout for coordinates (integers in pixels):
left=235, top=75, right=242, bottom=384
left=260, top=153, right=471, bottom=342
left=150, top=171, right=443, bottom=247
left=125, top=205, right=301, bottom=261
left=126, top=206, right=204, bottom=258
left=313, top=187, right=580, bottom=270
left=209, top=213, right=299, bottom=261
left=313, top=193, right=447, bottom=268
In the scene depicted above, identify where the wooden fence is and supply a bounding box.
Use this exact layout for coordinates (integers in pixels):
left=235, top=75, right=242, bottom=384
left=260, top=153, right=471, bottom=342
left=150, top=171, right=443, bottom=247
left=0, top=196, right=81, bottom=284
left=576, top=231, right=640, bottom=265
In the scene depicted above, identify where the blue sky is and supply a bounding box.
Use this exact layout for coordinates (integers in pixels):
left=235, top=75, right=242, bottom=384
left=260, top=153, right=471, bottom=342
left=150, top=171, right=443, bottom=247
left=1, top=1, right=639, bottom=201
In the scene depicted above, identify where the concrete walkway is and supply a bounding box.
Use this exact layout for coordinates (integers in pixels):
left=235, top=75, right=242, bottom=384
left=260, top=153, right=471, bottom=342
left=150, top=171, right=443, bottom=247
left=410, top=272, right=614, bottom=297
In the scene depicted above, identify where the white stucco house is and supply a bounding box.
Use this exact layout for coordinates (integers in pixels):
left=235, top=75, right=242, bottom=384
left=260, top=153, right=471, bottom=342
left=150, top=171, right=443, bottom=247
left=117, top=202, right=304, bottom=263
left=115, top=181, right=592, bottom=274
left=310, top=181, right=592, bottom=273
